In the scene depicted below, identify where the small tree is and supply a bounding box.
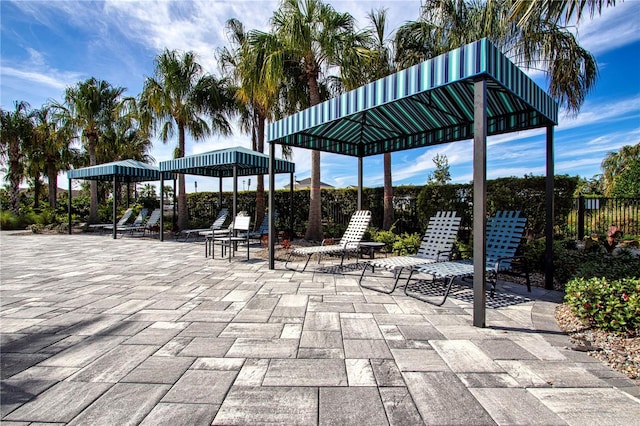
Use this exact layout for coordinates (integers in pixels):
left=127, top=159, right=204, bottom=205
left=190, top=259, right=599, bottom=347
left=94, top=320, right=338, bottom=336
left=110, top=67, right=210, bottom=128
left=427, top=153, right=451, bottom=185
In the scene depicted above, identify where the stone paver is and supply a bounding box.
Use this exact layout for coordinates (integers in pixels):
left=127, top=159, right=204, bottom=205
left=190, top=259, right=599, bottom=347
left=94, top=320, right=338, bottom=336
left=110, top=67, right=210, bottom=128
left=1, top=233, right=639, bottom=425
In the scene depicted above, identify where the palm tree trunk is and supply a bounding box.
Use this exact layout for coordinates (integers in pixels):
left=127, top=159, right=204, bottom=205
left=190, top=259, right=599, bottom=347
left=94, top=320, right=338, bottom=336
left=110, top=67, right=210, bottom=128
left=383, top=152, right=394, bottom=230
left=255, top=113, right=266, bottom=231
left=33, top=178, right=41, bottom=209
left=8, top=141, right=22, bottom=214
left=88, top=136, right=99, bottom=223
left=177, top=124, right=188, bottom=230
left=305, top=74, right=323, bottom=242
left=47, top=159, right=57, bottom=208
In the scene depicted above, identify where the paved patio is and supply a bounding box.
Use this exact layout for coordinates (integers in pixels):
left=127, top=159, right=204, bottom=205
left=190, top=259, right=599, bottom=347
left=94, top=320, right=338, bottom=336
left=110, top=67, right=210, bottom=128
left=1, top=232, right=639, bottom=425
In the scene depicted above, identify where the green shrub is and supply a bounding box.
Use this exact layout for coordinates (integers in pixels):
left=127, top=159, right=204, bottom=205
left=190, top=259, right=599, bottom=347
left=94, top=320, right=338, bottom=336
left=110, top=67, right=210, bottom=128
left=392, top=232, right=421, bottom=255
left=0, top=210, right=24, bottom=230
left=371, top=226, right=399, bottom=252
left=565, top=277, right=640, bottom=334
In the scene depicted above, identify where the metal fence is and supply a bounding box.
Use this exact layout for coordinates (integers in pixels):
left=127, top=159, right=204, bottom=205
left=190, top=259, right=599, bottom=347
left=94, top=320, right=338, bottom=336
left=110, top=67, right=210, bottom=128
left=568, top=196, right=640, bottom=239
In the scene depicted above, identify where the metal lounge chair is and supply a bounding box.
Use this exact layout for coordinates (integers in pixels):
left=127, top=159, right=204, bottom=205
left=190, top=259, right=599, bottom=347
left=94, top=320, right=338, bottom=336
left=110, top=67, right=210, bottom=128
left=88, top=208, right=134, bottom=233
left=285, top=210, right=372, bottom=272
left=178, top=208, right=229, bottom=242
left=243, top=211, right=279, bottom=243
left=405, top=210, right=530, bottom=306
left=212, top=215, right=251, bottom=262
left=103, top=208, right=148, bottom=235
left=359, top=211, right=461, bottom=294
left=125, top=208, right=162, bottom=237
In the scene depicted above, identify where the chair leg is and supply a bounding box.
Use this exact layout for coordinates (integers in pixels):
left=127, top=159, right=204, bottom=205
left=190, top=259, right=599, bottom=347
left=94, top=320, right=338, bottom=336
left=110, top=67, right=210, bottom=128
left=403, top=271, right=457, bottom=306
left=359, top=265, right=404, bottom=295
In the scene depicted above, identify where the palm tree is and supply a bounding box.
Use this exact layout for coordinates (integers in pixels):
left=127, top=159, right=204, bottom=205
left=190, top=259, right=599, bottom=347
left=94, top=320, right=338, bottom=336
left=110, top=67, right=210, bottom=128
left=140, top=49, right=236, bottom=230
left=58, top=78, right=126, bottom=222
left=268, top=0, right=363, bottom=241
left=394, top=0, right=598, bottom=114
left=601, top=142, right=640, bottom=196
left=0, top=101, right=32, bottom=213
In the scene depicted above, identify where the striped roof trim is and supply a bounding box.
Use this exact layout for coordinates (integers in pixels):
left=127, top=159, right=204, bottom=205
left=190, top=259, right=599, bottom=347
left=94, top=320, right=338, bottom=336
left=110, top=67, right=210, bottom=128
left=67, top=159, right=172, bottom=182
left=159, top=146, right=295, bottom=177
left=267, top=39, right=558, bottom=157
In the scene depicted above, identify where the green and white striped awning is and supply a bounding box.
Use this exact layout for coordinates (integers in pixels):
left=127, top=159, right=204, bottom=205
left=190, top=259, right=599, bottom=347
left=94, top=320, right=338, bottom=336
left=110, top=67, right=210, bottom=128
left=267, top=38, right=558, bottom=156
left=159, top=146, right=295, bottom=176
left=67, top=159, right=172, bottom=182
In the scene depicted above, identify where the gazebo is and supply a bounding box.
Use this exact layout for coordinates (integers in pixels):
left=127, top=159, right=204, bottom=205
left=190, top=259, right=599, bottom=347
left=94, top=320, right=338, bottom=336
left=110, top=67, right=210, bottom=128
left=267, top=39, right=559, bottom=327
left=159, top=146, right=295, bottom=241
left=67, top=159, right=174, bottom=239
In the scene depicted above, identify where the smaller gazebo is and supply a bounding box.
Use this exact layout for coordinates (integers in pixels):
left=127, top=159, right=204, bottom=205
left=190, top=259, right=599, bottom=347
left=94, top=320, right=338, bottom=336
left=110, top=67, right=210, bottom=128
left=159, top=146, right=295, bottom=241
left=67, top=160, right=174, bottom=239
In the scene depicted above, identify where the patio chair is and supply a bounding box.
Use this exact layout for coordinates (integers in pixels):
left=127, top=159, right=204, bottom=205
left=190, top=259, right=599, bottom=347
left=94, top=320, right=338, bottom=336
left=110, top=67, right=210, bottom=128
left=212, top=214, right=251, bottom=262
left=88, top=208, right=133, bottom=233
left=359, top=211, right=461, bottom=294
left=124, top=208, right=162, bottom=237
left=404, top=210, right=530, bottom=306
left=243, top=211, right=279, bottom=244
left=285, top=210, right=372, bottom=272
left=104, top=208, right=148, bottom=234
left=177, top=208, right=229, bottom=242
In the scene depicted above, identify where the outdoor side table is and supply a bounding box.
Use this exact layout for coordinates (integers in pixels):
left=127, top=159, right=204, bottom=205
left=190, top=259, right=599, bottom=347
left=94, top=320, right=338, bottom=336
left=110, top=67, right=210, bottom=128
left=359, top=241, right=386, bottom=259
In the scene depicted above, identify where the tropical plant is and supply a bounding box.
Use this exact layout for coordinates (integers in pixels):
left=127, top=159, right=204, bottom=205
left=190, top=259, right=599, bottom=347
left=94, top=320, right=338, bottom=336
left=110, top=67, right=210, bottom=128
left=394, top=0, right=600, bottom=114
left=0, top=101, right=32, bottom=213
left=140, top=49, right=237, bottom=230
left=427, top=153, right=451, bottom=185
left=56, top=78, right=126, bottom=222
left=268, top=0, right=364, bottom=241
left=601, top=142, right=640, bottom=197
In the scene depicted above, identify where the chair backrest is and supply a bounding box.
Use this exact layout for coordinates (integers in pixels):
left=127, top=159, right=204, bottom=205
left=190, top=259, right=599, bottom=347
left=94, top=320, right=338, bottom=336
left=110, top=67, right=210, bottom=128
left=416, top=211, right=461, bottom=260
left=117, top=208, right=134, bottom=226
left=211, top=208, right=229, bottom=230
left=485, top=210, right=527, bottom=269
left=145, top=209, right=162, bottom=227
left=340, top=210, right=372, bottom=249
left=256, top=211, right=278, bottom=234
left=232, top=215, right=251, bottom=233
left=130, top=208, right=149, bottom=226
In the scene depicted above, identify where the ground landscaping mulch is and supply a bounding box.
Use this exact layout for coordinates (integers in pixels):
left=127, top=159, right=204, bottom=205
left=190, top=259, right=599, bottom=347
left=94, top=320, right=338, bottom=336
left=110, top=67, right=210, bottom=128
left=555, top=303, right=639, bottom=384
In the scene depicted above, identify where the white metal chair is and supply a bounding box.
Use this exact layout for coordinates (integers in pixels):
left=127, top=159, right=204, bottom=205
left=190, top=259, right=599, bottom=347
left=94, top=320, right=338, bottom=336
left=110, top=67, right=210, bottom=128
left=359, top=211, right=461, bottom=294
left=285, top=210, right=372, bottom=272
left=212, top=215, right=251, bottom=262
left=405, top=210, right=530, bottom=306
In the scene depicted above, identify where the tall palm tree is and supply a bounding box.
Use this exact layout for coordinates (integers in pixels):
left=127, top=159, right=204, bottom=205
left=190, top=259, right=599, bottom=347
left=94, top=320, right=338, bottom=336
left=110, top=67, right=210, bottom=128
left=140, top=49, right=237, bottom=230
left=58, top=78, right=126, bottom=222
left=268, top=0, right=363, bottom=241
left=395, top=0, right=598, bottom=114
left=0, top=101, right=32, bottom=213
left=601, top=142, right=640, bottom=196
left=510, top=0, right=619, bottom=27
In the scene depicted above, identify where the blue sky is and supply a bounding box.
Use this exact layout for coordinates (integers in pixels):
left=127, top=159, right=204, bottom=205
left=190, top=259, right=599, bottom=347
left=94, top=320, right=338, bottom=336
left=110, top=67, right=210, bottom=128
left=2, top=0, right=639, bottom=193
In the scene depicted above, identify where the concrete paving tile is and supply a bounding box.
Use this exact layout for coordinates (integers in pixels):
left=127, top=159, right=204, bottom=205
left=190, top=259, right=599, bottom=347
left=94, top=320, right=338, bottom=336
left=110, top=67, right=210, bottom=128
left=374, top=313, right=428, bottom=325
left=391, top=348, right=450, bottom=372
left=511, top=334, right=568, bottom=361
left=387, top=339, right=432, bottom=349
left=232, top=309, right=273, bottom=322
left=178, top=337, right=235, bottom=357
left=4, top=381, right=113, bottom=423
left=103, top=299, right=154, bottom=314
left=162, top=370, right=237, bottom=404
left=506, top=360, right=611, bottom=388
left=263, top=359, right=347, bottom=386
left=221, top=289, right=257, bottom=302
left=124, top=327, right=181, bottom=345
left=370, top=359, right=405, bottom=386
left=319, top=387, right=387, bottom=426
left=345, top=358, right=376, bottom=386
left=404, top=371, right=496, bottom=425
left=139, top=402, right=218, bottom=426
left=145, top=298, right=189, bottom=310
left=38, top=335, right=125, bottom=368
left=126, top=309, right=183, bottom=322
left=379, top=324, right=405, bottom=341
left=343, top=339, right=392, bottom=359
left=473, top=338, right=540, bottom=360
left=341, top=317, right=383, bottom=339
left=8, top=366, right=79, bottom=382
left=303, top=311, right=340, bottom=331
left=191, top=357, right=245, bottom=370
left=353, top=302, right=388, bottom=313
left=69, top=344, right=157, bottom=383
left=495, top=360, right=552, bottom=387
left=180, top=310, right=237, bottom=322
left=155, top=336, right=193, bottom=356
left=397, top=324, right=446, bottom=341
left=297, top=348, right=345, bottom=358
left=0, top=353, right=50, bottom=379
left=457, top=372, right=521, bottom=388
left=470, top=388, right=566, bottom=425
left=281, top=323, right=303, bottom=339
left=529, top=387, right=640, bottom=425
left=121, top=356, right=194, bottom=384
left=219, top=322, right=283, bottom=338
left=177, top=321, right=226, bottom=337
left=213, top=386, right=317, bottom=425
left=431, top=340, right=504, bottom=373
left=234, top=359, right=269, bottom=386
left=300, top=330, right=343, bottom=349
left=308, top=301, right=355, bottom=313
left=379, top=387, right=423, bottom=426
left=0, top=379, right=57, bottom=418
left=226, top=338, right=299, bottom=358
left=66, top=383, right=169, bottom=426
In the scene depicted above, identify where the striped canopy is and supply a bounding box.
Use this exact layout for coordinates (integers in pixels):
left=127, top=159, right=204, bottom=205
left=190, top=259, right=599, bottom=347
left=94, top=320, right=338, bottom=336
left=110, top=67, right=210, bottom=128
left=267, top=38, right=558, bottom=156
left=67, top=159, right=173, bottom=182
left=159, top=146, right=295, bottom=176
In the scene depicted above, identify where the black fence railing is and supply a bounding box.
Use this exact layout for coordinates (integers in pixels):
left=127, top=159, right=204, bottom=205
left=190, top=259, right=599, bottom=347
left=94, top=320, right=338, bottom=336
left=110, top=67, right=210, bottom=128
left=568, top=196, right=640, bottom=239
